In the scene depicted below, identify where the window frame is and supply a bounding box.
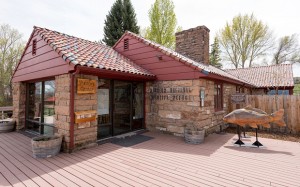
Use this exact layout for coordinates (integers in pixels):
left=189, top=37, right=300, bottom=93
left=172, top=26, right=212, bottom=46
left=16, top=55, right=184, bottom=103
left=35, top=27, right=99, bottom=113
left=25, top=79, right=55, bottom=135
left=214, top=82, right=223, bottom=111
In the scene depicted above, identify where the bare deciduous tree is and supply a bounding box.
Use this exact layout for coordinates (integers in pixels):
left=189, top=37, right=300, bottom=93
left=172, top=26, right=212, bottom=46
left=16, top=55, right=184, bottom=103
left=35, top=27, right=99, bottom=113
left=273, top=34, right=300, bottom=64
left=0, top=24, right=24, bottom=106
left=219, top=14, right=273, bottom=68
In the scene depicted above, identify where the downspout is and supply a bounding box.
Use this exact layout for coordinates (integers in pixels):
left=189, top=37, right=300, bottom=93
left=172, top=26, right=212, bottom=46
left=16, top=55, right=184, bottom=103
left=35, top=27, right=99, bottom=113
left=69, top=66, right=80, bottom=152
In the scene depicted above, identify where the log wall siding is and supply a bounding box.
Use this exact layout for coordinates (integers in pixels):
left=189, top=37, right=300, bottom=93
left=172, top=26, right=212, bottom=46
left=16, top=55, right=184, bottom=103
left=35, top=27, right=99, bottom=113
left=12, top=32, right=73, bottom=82
left=114, top=37, right=204, bottom=81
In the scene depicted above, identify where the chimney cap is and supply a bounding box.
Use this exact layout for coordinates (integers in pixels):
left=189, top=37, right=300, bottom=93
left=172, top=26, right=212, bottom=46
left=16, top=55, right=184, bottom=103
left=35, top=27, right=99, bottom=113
left=175, top=25, right=210, bottom=36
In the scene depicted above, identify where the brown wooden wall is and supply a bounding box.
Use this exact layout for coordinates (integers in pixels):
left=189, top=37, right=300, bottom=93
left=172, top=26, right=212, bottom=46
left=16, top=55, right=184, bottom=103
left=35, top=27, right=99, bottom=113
left=114, top=36, right=203, bottom=81
left=12, top=31, right=73, bottom=82
left=229, top=95, right=300, bottom=134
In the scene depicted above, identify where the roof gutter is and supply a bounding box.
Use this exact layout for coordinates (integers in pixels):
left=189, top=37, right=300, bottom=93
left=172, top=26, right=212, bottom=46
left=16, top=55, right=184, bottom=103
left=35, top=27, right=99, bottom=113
left=76, top=66, right=156, bottom=81
left=201, top=72, right=255, bottom=87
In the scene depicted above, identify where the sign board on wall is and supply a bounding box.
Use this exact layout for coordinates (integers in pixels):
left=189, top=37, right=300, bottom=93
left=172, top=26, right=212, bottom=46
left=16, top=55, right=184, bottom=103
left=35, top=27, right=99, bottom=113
left=148, top=86, right=193, bottom=102
left=77, top=78, right=97, bottom=94
left=74, top=110, right=97, bottom=123
left=231, top=93, right=246, bottom=104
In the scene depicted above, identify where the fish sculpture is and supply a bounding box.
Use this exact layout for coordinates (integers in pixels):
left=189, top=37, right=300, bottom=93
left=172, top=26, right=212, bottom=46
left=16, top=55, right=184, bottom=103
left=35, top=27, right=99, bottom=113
left=223, top=106, right=286, bottom=128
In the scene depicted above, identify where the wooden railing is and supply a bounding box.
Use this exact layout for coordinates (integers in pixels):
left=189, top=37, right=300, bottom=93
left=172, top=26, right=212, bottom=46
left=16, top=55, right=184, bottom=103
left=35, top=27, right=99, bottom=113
left=0, top=106, right=13, bottom=120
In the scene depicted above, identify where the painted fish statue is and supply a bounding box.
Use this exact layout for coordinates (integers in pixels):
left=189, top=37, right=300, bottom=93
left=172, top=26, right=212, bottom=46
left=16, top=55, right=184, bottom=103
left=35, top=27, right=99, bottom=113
left=223, top=107, right=286, bottom=128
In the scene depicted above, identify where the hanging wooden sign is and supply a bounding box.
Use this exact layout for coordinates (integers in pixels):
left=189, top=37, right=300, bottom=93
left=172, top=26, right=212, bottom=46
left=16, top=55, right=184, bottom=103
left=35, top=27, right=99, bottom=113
left=77, top=78, right=97, bottom=94
left=74, top=110, right=97, bottom=123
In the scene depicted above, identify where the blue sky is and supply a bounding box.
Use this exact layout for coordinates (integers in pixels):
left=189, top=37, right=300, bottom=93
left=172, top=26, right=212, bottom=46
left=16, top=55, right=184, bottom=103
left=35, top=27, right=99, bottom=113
left=1, top=0, right=299, bottom=76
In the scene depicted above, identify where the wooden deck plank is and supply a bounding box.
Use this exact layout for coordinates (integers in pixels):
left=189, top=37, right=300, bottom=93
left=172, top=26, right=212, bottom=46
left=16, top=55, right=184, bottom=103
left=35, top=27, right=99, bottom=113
left=134, top=134, right=295, bottom=180
left=132, top=134, right=299, bottom=186
left=60, top=152, right=149, bottom=187
left=0, top=133, right=89, bottom=187
left=71, top=147, right=160, bottom=187
left=98, top=144, right=251, bottom=187
left=0, top=144, right=52, bottom=187
left=0, top=136, right=65, bottom=187
left=0, top=172, right=12, bottom=187
left=0, top=162, right=26, bottom=187
left=0, top=132, right=300, bottom=187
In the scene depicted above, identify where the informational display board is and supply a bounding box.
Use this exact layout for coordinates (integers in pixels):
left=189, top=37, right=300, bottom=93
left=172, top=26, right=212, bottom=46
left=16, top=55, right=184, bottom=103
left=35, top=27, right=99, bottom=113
left=77, top=78, right=97, bottom=94
left=231, top=93, right=246, bottom=104
left=97, top=89, right=109, bottom=115
left=74, top=110, right=97, bottom=123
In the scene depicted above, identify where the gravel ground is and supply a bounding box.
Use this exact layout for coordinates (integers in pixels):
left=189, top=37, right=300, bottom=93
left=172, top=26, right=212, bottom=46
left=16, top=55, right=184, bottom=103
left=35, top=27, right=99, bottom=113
left=225, top=127, right=300, bottom=143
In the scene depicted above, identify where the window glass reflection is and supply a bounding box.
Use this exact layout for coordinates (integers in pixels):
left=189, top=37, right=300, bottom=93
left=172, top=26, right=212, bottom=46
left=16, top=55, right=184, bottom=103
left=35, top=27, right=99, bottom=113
left=44, top=80, right=55, bottom=135
left=26, top=80, right=55, bottom=135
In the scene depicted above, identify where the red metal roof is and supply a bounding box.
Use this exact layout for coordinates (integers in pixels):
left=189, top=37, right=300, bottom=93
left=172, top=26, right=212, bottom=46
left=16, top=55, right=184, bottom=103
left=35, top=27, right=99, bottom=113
left=114, top=31, right=254, bottom=86
left=34, top=27, right=155, bottom=77
left=226, top=64, right=294, bottom=88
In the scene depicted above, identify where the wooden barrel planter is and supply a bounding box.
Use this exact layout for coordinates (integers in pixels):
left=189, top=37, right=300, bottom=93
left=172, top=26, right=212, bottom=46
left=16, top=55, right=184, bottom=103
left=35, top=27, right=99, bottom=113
left=0, top=119, right=16, bottom=133
left=184, top=129, right=205, bottom=144
left=31, top=135, right=62, bottom=158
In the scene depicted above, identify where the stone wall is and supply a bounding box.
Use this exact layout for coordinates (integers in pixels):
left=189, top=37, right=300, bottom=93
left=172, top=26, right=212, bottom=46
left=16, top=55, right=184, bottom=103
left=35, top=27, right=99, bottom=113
left=54, top=74, right=72, bottom=151
left=54, top=74, right=98, bottom=152
left=12, top=82, right=26, bottom=130
left=73, top=74, right=98, bottom=151
left=145, top=79, right=238, bottom=136
left=175, top=26, right=210, bottom=64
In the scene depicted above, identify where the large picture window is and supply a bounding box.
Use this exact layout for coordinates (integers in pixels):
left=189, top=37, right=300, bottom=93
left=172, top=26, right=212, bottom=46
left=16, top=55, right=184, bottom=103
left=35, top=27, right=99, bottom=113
left=26, top=80, right=55, bottom=135
left=214, top=82, right=223, bottom=111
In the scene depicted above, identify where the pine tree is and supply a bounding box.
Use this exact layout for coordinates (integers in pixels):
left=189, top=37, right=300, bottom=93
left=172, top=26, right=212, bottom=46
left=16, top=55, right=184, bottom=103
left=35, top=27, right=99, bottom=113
left=210, top=37, right=222, bottom=68
left=123, top=0, right=140, bottom=34
left=102, top=0, right=139, bottom=46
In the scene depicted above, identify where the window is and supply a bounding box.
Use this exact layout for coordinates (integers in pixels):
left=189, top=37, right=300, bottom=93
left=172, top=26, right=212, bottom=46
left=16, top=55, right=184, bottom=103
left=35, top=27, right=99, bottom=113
left=124, top=38, right=129, bottom=50
left=214, top=82, right=223, bottom=111
left=32, top=39, right=37, bottom=55
left=26, top=80, right=55, bottom=135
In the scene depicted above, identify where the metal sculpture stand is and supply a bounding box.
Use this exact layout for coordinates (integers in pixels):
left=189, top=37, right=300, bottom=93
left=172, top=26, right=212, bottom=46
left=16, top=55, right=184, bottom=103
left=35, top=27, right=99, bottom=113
left=234, top=126, right=244, bottom=146
left=241, top=127, right=250, bottom=138
left=252, top=128, right=263, bottom=147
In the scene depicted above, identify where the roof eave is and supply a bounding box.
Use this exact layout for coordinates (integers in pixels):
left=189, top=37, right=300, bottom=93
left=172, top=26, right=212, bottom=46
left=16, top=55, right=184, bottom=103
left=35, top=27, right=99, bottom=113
left=202, top=73, right=255, bottom=87
left=76, top=65, right=156, bottom=81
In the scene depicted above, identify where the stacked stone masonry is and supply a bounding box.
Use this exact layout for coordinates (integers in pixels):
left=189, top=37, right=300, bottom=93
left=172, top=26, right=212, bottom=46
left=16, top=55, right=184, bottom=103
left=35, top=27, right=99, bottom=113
left=175, top=26, right=210, bottom=64
left=54, top=74, right=72, bottom=151
left=145, top=79, right=238, bottom=136
left=12, top=82, right=26, bottom=130
left=55, top=74, right=98, bottom=152
left=73, top=74, right=98, bottom=151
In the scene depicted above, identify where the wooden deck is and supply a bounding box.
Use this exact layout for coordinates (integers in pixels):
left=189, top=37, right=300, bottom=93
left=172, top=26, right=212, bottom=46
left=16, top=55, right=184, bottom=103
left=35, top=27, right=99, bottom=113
left=0, top=132, right=300, bottom=187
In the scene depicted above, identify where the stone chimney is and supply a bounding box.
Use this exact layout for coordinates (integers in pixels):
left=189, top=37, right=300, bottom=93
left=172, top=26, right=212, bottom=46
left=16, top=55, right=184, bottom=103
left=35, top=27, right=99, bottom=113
left=175, top=26, right=210, bottom=64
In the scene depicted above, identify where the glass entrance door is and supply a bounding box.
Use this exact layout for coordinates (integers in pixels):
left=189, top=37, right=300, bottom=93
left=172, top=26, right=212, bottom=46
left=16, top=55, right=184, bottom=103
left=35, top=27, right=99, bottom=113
left=97, top=80, right=144, bottom=140
left=97, top=79, right=112, bottom=139
left=132, top=83, right=144, bottom=130
left=113, top=81, right=132, bottom=135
